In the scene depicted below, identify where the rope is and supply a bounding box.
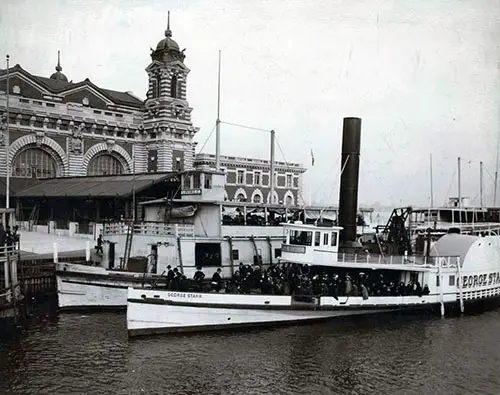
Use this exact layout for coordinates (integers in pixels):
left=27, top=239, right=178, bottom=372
left=220, top=121, right=270, bottom=133
left=198, top=123, right=217, bottom=154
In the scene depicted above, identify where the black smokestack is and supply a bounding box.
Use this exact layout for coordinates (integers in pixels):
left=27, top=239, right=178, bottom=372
left=338, top=117, right=361, bottom=246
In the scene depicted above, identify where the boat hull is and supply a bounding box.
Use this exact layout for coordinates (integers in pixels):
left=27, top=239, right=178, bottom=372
left=126, top=288, right=422, bottom=337
left=56, top=263, right=161, bottom=310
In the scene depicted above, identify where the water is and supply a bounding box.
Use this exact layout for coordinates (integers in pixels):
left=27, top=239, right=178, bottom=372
left=1, top=301, right=500, bottom=395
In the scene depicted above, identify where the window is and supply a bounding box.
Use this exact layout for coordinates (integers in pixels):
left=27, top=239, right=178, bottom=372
left=274, top=248, right=282, bottom=258
left=204, top=173, right=212, bottom=189
left=286, top=174, right=292, bottom=188
left=87, top=153, right=124, bottom=176
left=151, top=79, right=160, bottom=98
left=252, top=194, right=262, bottom=204
left=331, top=232, right=338, bottom=247
left=171, top=75, right=178, bottom=98
left=289, top=230, right=312, bottom=246
left=232, top=249, right=239, bottom=260
left=436, top=275, right=440, bottom=287
left=286, top=195, right=294, bottom=206
left=449, top=275, right=455, bottom=286
left=174, top=157, right=182, bottom=171
left=254, top=171, right=261, bottom=186
left=236, top=193, right=246, bottom=202
left=12, top=148, right=59, bottom=178
left=183, top=175, right=191, bottom=189
left=193, top=173, right=201, bottom=189
left=314, top=232, right=321, bottom=246
left=323, top=233, right=329, bottom=245
left=237, top=170, right=245, bottom=184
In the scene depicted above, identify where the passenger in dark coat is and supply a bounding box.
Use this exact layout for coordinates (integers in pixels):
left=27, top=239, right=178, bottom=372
left=193, top=267, right=205, bottom=291
left=211, top=268, right=223, bottom=293
left=166, top=265, right=175, bottom=289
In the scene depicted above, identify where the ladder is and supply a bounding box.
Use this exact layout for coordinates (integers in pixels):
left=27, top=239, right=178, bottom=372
left=123, top=221, right=134, bottom=269
left=28, top=204, right=39, bottom=231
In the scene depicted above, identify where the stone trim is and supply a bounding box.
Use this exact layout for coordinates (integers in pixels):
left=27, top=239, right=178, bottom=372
left=83, top=142, right=133, bottom=173
left=9, top=133, right=69, bottom=176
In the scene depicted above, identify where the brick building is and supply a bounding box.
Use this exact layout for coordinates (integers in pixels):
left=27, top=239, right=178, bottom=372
left=0, top=16, right=306, bottom=213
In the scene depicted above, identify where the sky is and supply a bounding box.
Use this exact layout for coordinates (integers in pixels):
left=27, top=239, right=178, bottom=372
left=1, top=0, right=499, bottom=208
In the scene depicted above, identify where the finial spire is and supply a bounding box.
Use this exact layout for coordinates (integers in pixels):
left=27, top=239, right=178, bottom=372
left=165, top=11, right=172, bottom=37
left=55, top=50, right=62, bottom=72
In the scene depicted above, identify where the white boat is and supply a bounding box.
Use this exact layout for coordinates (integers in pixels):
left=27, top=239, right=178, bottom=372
left=55, top=168, right=305, bottom=310
left=126, top=221, right=500, bottom=337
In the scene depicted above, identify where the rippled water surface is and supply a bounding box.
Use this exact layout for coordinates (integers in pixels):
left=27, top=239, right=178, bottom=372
left=1, top=301, right=500, bottom=395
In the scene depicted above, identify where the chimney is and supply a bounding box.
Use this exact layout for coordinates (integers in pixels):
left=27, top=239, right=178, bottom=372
left=338, top=117, right=361, bottom=247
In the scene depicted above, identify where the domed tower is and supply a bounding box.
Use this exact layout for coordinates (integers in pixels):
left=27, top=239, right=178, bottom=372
left=140, top=11, right=198, bottom=174
left=50, top=51, right=68, bottom=82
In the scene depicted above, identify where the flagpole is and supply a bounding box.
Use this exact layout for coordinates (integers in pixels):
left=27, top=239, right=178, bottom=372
left=5, top=54, right=10, bottom=209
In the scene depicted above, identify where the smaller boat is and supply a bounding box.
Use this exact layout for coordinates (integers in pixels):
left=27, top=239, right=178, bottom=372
left=126, top=221, right=500, bottom=337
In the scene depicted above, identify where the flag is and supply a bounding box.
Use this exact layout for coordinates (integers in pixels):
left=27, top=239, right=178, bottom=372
left=310, top=149, right=315, bottom=166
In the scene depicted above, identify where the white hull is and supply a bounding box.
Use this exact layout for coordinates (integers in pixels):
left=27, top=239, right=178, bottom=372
left=126, top=288, right=436, bottom=337
left=126, top=283, right=500, bottom=337
left=56, top=263, right=158, bottom=310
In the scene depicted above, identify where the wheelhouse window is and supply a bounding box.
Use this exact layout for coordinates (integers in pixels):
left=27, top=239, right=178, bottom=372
left=331, top=232, right=338, bottom=247
left=183, top=174, right=191, bottom=189
left=323, top=233, right=329, bottom=245
left=314, top=232, right=321, bottom=246
left=204, top=173, right=212, bottom=189
left=193, top=173, right=201, bottom=189
left=289, top=230, right=313, bottom=246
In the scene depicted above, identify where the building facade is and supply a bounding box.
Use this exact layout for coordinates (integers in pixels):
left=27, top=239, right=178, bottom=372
left=195, top=153, right=305, bottom=206
left=0, top=17, right=305, bottom=207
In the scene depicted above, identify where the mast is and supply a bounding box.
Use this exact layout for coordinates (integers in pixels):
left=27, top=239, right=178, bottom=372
left=480, top=161, right=483, bottom=208
left=429, top=153, right=434, bottom=208
left=270, top=130, right=276, bottom=204
left=215, top=50, right=221, bottom=171
left=458, top=157, right=462, bottom=222
left=5, top=54, right=10, bottom=209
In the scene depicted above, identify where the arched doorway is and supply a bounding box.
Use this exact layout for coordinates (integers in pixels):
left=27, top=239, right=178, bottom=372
left=87, top=153, right=125, bottom=176
left=12, top=147, right=60, bottom=178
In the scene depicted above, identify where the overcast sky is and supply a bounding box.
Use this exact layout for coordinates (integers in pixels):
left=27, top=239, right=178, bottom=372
left=1, top=0, right=499, bottom=208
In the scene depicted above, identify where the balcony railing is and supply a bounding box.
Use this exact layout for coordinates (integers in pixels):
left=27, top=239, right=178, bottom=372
left=103, top=222, right=194, bottom=237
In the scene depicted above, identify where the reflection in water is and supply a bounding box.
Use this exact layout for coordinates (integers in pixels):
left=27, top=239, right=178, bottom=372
left=1, top=302, right=500, bottom=395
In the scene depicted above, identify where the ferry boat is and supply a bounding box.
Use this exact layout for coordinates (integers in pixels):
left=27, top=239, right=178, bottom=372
left=56, top=169, right=341, bottom=310
left=126, top=220, right=500, bottom=337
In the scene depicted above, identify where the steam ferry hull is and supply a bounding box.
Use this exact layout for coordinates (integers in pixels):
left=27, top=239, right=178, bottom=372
left=56, top=263, right=163, bottom=310
left=126, top=288, right=394, bottom=337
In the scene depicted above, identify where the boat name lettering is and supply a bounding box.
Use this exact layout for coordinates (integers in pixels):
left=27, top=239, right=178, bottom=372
left=461, top=272, right=500, bottom=289
left=166, top=292, right=202, bottom=299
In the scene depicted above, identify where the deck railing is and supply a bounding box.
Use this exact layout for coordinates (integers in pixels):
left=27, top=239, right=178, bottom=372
left=103, top=222, right=194, bottom=237
left=337, top=253, right=461, bottom=267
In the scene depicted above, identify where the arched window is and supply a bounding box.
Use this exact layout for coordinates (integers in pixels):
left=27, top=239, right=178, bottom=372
left=236, top=193, right=246, bottom=202
left=12, top=147, right=58, bottom=178
left=171, top=75, right=178, bottom=98
left=252, top=194, right=262, bottom=203
left=87, top=153, right=125, bottom=176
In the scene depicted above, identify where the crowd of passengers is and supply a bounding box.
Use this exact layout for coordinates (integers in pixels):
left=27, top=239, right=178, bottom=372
left=163, top=261, right=431, bottom=299
left=222, top=212, right=286, bottom=226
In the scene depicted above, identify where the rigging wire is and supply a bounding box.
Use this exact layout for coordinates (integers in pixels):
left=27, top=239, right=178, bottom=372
left=198, top=123, right=217, bottom=154
left=220, top=121, right=270, bottom=133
